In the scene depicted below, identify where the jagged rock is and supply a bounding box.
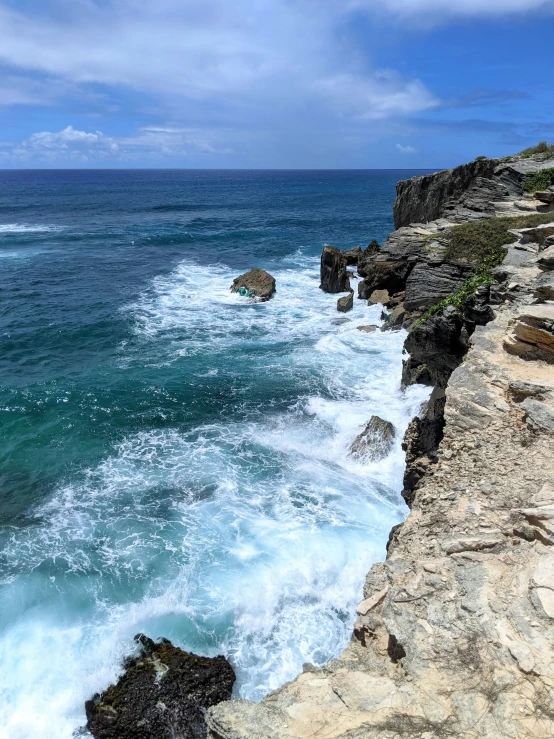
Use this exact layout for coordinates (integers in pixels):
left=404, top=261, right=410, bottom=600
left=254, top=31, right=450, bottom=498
left=402, top=387, right=445, bottom=506
left=538, top=245, right=554, bottom=271
left=357, top=324, right=378, bottom=333
left=521, top=398, right=554, bottom=433
left=368, top=289, right=390, bottom=305
left=403, top=312, right=468, bottom=389
left=357, top=260, right=413, bottom=300
left=519, top=223, right=554, bottom=247
left=504, top=305, right=554, bottom=363
left=320, top=246, right=350, bottom=293
left=404, top=262, right=471, bottom=312
left=337, top=291, right=354, bottom=313
left=535, top=191, right=554, bottom=204
left=350, top=416, right=395, bottom=461
left=231, top=269, right=276, bottom=301
left=535, top=272, right=554, bottom=301
left=85, top=635, right=235, bottom=739
left=342, top=246, right=362, bottom=265
left=509, top=381, right=552, bottom=402
left=380, top=303, right=406, bottom=332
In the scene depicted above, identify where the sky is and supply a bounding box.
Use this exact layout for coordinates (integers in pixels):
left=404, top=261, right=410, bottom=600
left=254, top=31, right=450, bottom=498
left=0, top=0, right=553, bottom=168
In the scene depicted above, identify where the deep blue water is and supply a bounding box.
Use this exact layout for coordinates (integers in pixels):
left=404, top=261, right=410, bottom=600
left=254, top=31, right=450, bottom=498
left=0, top=169, right=429, bottom=738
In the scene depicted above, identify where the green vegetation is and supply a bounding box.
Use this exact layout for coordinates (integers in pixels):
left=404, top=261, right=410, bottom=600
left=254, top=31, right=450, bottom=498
left=523, top=167, right=554, bottom=193
left=417, top=212, right=554, bottom=324
left=519, top=140, right=554, bottom=159
left=474, top=155, right=488, bottom=161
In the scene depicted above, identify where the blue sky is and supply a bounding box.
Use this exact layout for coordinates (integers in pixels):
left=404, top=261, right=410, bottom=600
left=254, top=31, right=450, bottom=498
left=0, top=0, right=552, bottom=168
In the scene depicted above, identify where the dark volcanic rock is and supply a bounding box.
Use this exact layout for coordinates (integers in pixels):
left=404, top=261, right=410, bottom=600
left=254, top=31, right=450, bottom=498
left=231, top=268, right=276, bottom=301
left=404, top=262, right=471, bottom=312
left=85, top=634, right=236, bottom=739
left=401, top=388, right=445, bottom=507
left=337, top=290, right=354, bottom=313
left=357, top=261, right=413, bottom=300
left=342, top=246, right=362, bottom=265
left=320, top=246, right=350, bottom=293
left=403, top=312, right=468, bottom=389
left=350, top=416, right=395, bottom=461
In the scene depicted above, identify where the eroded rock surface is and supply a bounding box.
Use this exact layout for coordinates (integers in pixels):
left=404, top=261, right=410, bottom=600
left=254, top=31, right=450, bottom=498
left=86, top=634, right=235, bottom=739
left=350, top=416, right=395, bottom=461
left=320, top=246, right=350, bottom=293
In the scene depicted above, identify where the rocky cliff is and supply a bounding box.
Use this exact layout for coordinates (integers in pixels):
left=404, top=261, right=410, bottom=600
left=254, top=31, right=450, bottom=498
left=207, top=153, right=554, bottom=739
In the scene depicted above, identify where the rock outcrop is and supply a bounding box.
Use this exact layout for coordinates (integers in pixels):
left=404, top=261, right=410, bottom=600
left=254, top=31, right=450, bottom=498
left=350, top=416, right=396, bottom=461
left=86, top=634, right=235, bottom=739
left=320, top=245, right=350, bottom=293
left=337, top=290, right=354, bottom=313
left=231, top=268, right=276, bottom=301
left=207, top=153, right=554, bottom=739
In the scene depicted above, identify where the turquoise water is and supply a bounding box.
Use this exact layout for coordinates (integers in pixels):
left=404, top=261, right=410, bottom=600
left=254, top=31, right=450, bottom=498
left=0, top=170, right=429, bottom=738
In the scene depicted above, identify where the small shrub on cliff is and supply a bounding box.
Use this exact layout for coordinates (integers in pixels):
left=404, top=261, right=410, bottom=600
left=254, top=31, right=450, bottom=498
left=418, top=212, right=554, bottom=325
left=475, top=155, right=488, bottom=161
left=523, top=167, right=554, bottom=193
left=519, top=140, right=554, bottom=159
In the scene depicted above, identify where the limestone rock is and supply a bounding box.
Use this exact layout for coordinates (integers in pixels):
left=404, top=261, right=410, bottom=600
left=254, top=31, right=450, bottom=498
left=231, top=268, right=276, bottom=301
left=521, top=398, right=554, bottom=433
left=357, top=260, right=412, bottom=300
left=504, top=305, right=554, bottom=363
left=320, top=246, right=350, bottom=293
left=404, top=261, right=470, bottom=312
left=86, top=634, right=235, bottom=739
left=368, top=289, right=390, bottom=305
left=337, top=291, right=354, bottom=313
left=350, top=416, right=396, bottom=461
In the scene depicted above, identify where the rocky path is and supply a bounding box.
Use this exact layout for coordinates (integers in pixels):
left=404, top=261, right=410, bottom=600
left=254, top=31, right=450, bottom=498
left=207, top=159, right=554, bottom=739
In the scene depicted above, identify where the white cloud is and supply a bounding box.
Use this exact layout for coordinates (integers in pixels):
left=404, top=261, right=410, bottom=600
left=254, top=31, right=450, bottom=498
left=8, top=124, right=235, bottom=163
left=13, top=126, right=119, bottom=162
left=0, top=0, right=438, bottom=122
left=396, top=143, right=417, bottom=153
left=353, top=0, right=552, bottom=17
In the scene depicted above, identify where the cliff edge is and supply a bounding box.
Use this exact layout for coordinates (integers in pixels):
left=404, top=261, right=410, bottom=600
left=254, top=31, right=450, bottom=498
left=207, top=154, right=554, bottom=739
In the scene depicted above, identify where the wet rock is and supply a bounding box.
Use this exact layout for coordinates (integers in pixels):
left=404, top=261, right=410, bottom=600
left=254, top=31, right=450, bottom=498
left=356, top=324, right=378, bottom=333
left=320, top=246, right=350, bottom=294
left=337, top=291, right=354, bottom=313
left=381, top=304, right=406, bottom=332
left=231, top=269, right=276, bottom=301
left=350, top=416, right=395, bottom=461
left=85, top=634, right=236, bottom=739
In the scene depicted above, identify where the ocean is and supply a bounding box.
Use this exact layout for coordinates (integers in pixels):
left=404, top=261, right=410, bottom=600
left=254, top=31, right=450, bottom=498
left=0, top=169, right=430, bottom=738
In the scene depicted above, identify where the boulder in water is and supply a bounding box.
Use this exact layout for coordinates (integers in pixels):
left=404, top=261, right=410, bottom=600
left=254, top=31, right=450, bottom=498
left=85, top=634, right=235, bottom=739
left=320, top=246, right=350, bottom=293
left=337, top=290, right=354, bottom=313
left=350, top=416, right=396, bottom=461
left=231, top=268, right=276, bottom=301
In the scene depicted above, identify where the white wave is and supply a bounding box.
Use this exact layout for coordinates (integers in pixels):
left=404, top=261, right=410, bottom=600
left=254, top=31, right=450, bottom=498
left=0, top=223, right=61, bottom=234
left=0, top=251, right=430, bottom=738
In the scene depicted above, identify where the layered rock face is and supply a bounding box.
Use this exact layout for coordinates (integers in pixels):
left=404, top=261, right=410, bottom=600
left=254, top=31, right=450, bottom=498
left=86, top=634, right=235, bottom=739
left=207, top=155, right=554, bottom=739
left=320, top=245, right=350, bottom=293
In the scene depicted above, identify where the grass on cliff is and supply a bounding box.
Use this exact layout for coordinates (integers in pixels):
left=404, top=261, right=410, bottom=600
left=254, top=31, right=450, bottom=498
left=519, top=140, right=554, bottom=159
left=418, top=212, right=554, bottom=324
left=523, top=167, right=554, bottom=193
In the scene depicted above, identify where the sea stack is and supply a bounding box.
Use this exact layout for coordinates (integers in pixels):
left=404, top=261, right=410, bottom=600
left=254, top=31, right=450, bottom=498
left=231, top=268, right=276, bottom=301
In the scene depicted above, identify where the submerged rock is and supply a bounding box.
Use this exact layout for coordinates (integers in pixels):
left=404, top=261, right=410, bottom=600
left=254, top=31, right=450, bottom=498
left=350, top=416, right=396, bottom=461
left=320, top=246, right=350, bottom=293
left=337, top=290, right=354, bottom=313
left=231, top=268, right=276, bottom=301
left=85, top=634, right=235, bottom=739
